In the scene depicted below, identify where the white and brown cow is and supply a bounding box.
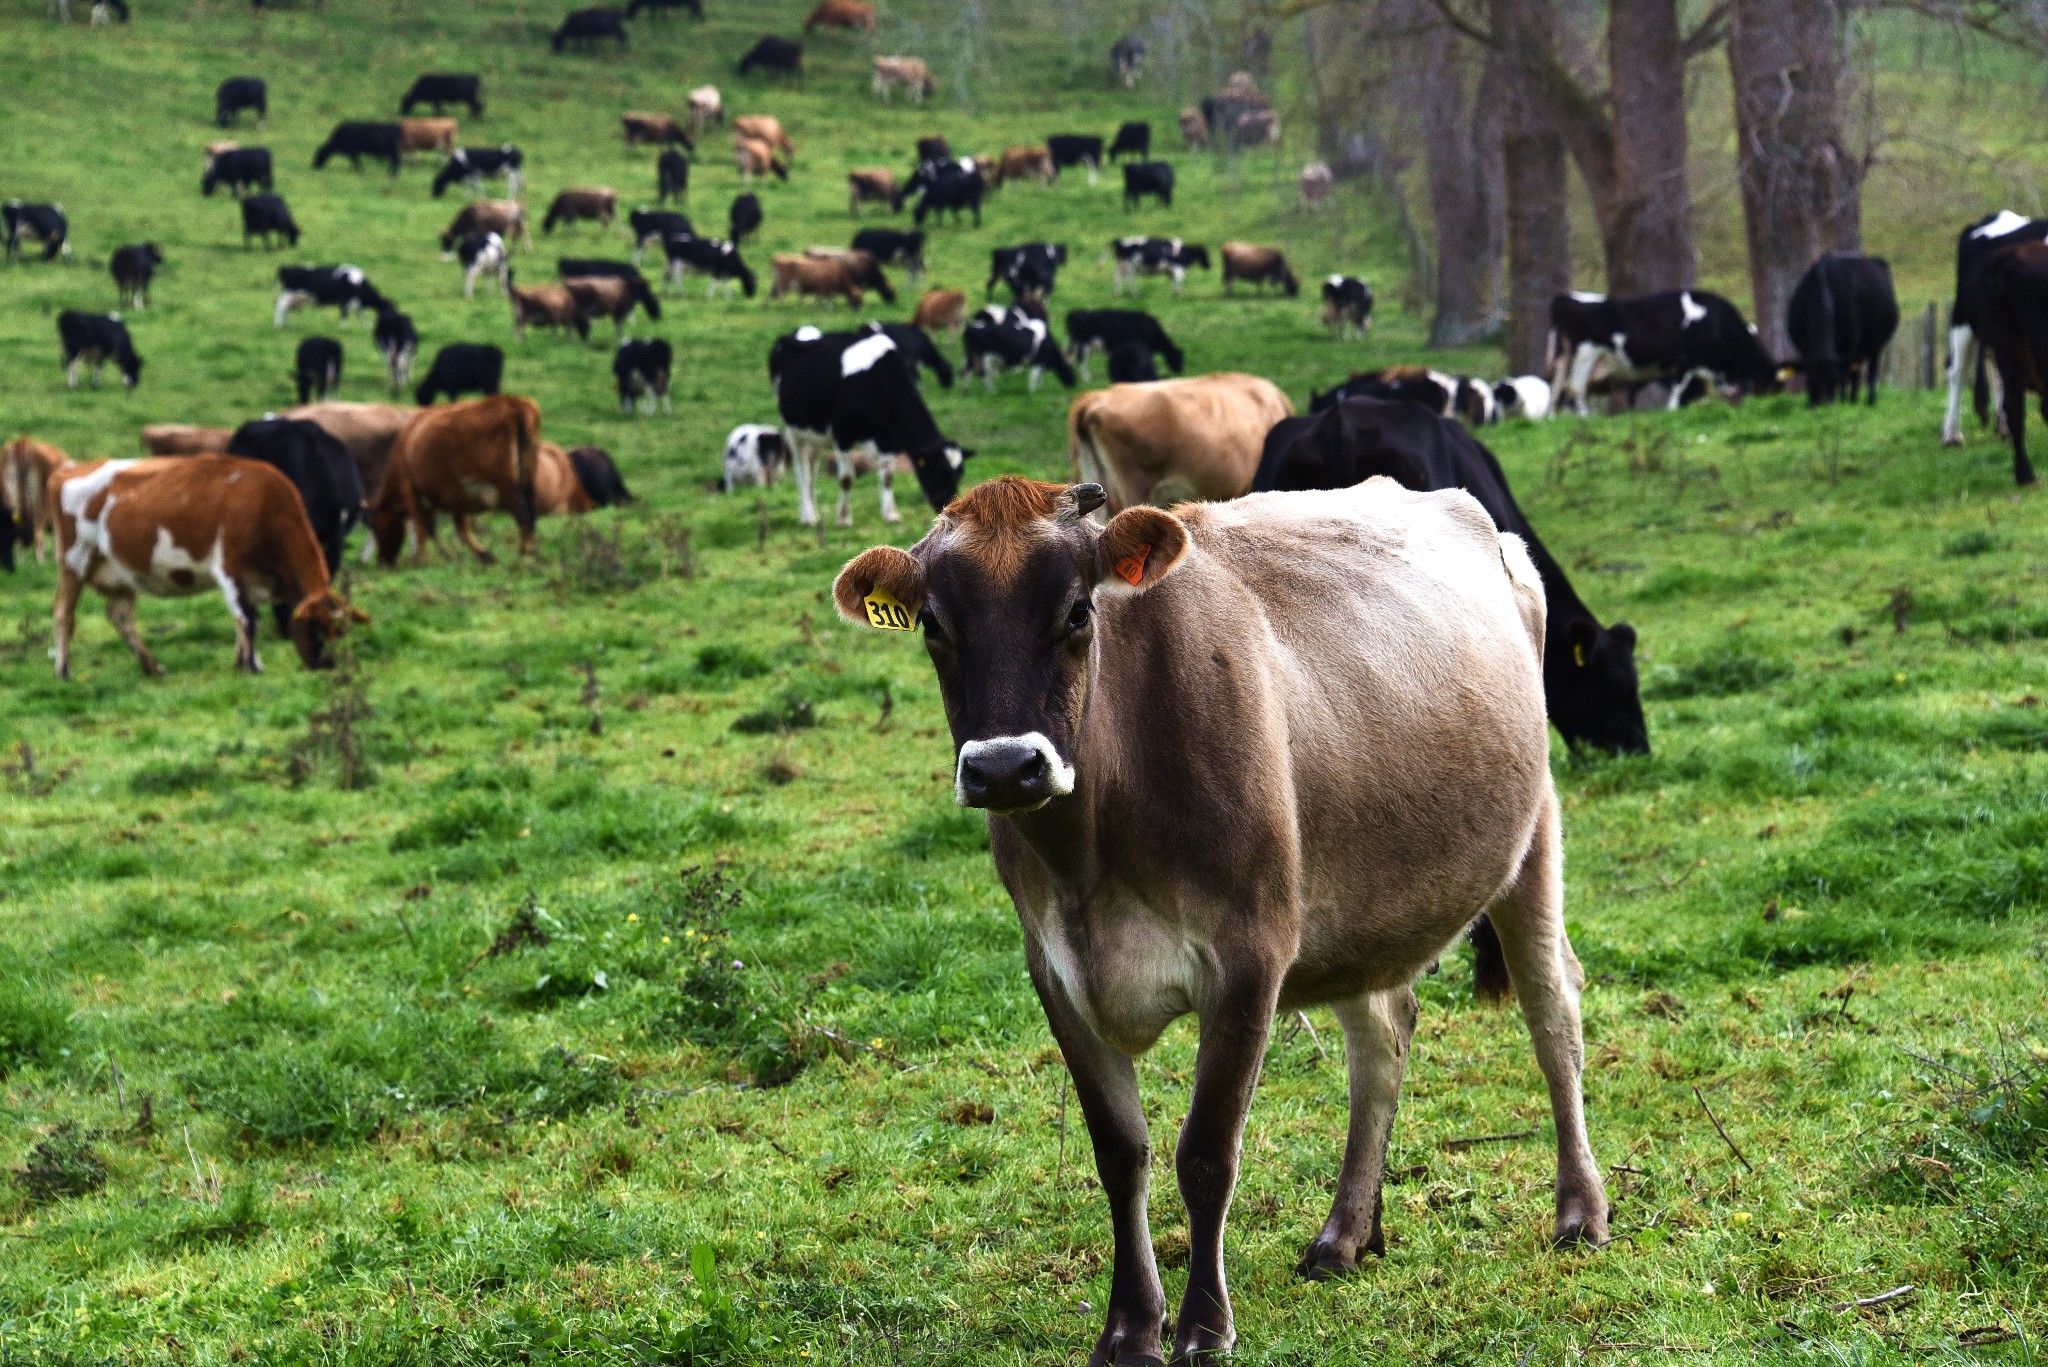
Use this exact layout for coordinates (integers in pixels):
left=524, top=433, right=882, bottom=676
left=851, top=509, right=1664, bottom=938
left=440, top=199, right=531, bottom=251
left=1067, top=372, right=1292, bottom=512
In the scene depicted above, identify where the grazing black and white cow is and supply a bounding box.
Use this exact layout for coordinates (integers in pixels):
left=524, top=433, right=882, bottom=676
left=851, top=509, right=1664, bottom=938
left=313, top=122, right=404, bottom=175
left=373, top=306, right=420, bottom=392
left=862, top=320, right=953, bottom=387
left=906, top=159, right=986, bottom=228
left=295, top=336, right=343, bottom=404
left=554, top=6, right=629, bottom=50
left=5, top=202, right=70, bottom=261
left=402, top=73, right=483, bottom=115
left=216, top=76, right=267, bottom=128
left=1786, top=253, right=1899, bottom=408
left=202, top=146, right=273, bottom=197
left=1110, top=235, right=1209, bottom=296
left=629, top=209, right=693, bottom=263
left=1107, top=341, right=1158, bottom=382
left=1046, top=134, right=1103, bottom=184
left=432, top=145, right=524, bottom=198
left=663, top=234, right=756, bottom=297
left=737, top=34, right=803, bottom=76
left=729, top=192, right=763, bottom=244
left=57, top=312, right=143, bottom=389
left=613, top=337, right=672, bottom=413
left=1549, top=289, right=1780, bottom=414
left=1492, top=375, right=1552, bottom=420
left=851, top=228, right=925, bottom=283
left=963, top=304, right=1077, bottom=393
left=227, top=418, right=365, bottom=577
left=627, top=0, right=702, bottom=16
left=1121, top=161, right=1173, bottom=209
left=240, top=193, right=300, bottom=248
left=1108, top=120, right=1150, bottom=162
left=1322, top=274, right=1373, bottom=339
left=770, top=327, right=973, bottom=525
left=275, top=265, right=387, bottom=328
left=1109, top=35, right=1145, bottom=87
left=722, top=423, right=787, bottom=490
left=1065, top=308, right=1184, bottom=381
left=986, top=242, right=1067, bottom=302
left=414, top=343, right=504, bottom=405
left=1943, top=211, right=2048, bottom=444
left=110, top=244, right=164, bottom=309
left=453, top=232, right=510, bottom=298
left=658, top=148, right=690, bottom=202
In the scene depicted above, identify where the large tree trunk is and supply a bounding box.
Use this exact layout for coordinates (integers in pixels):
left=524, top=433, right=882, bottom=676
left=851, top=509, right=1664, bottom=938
left=1607, top=0, right=1693, bottom=292
left=1728, top=0, right=1863, bottom=357
left=1422, top=22, right=1505, bottom=346
left=1491, top=0, right=1573, bottom=374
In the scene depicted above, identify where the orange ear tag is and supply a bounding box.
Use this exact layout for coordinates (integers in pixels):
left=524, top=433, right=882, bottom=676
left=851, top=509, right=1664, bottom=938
left=862, top=585, right=916, bottom=631
left=1113, top=543, right=1151, bottom=586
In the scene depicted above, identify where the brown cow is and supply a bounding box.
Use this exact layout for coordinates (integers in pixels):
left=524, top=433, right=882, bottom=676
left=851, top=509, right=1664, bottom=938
left=871, top=56, right=933, bottom=102
left=283, top=401, right=415, bottom=508
left=801, top=247, right=894, bottom=303
left=622, top=112, right=689, bottom=146
left=805, top=0, right=873, bottom=30
left=441, top=199, right=530, bottom=252
left=1068, top=373, right=1292, bottom=512
left=912, top=288, right=967, bottom=333
left=847, top=168, right=896, bottom=216
left=3, top=436, right=69, bottom=564
left=533, top=441, right=592, bottom=515
left=507, top=273, right=591, bottom=340
left=770, top=254, right=864, bottom=307
left=991, top=145, right=1053, bottom=188
left=735, top=136, right=789, bottom=184
left=829, top=475, right=1603, bottom=1365
left=563, top=275, right=657, bottom=335
left=1178, top=107, right=1207, bottom=150
left=398, top=118, right=458, bottom=155
left=138, top=424, right=235, bottom=456
left=369, top=394, right=541, bottom=565
left=686, top=85, right=724, bottom=134
left=51, top=456, right=366, bottom=676
left=732, top=115, right=794, bottom=158
left=1221, top=241, right=1300, bottom=296
left=542, top=188, right=618, bottom=234
left=1299, top=160, right=1334, bottom=211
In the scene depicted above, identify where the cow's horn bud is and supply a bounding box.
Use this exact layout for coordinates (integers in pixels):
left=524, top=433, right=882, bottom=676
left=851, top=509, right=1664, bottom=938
left=1062, top=483, right=1107, bottom=520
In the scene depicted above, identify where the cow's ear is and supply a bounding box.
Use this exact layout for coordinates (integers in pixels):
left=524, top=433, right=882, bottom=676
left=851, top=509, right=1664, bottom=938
left=1094, top=506, right=1188, bottom=596
left=834, top=545, right=926, bottom=631
left=348, top=604, right=372, bottom=624
left=1562, top=615, right=1600, bottom=667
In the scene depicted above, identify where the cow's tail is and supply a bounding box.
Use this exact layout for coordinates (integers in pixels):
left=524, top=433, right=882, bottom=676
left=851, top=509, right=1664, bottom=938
left=512, top=399, right=539, bottom=542
left=1067, top=396, right=1117, bottom=515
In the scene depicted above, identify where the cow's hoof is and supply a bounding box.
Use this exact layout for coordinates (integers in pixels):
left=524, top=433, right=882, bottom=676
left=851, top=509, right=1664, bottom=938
left=1295, top=1233, right=1373, bottom=1281
left=1553, top=1203, right=1610, bottom=1250
left=473, top=551, right=498, bottom=566
left=1941, top=436, right=1963, bottom=448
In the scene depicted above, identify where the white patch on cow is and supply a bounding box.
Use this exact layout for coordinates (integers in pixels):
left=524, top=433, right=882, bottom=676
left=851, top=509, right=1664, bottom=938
left=982, top=304, right=1009, bottom=325
left=459, top=478, right=500, bottom=508
left=953, top=732, right=1076, bottom=809
left=1504, top=375, right=1552, bottom=420
left=146, top=526, right=212, bottom=595
left=1608, top=334, right=1634, bottom=370
left=1972, top=209, right=2030, bottom=240
left=59, top=461, right=134, bottom=578
left=339, top=265, right=365, bottom=285
left=955, top=157, right=975, bottom=173
left=1679, top=291, right=1707, bottom=327
left=1569, top=290, right=1606, bottom=303
left=839, top=331, right=896, bottom=376
left=794, top=325, right=822, bottom=342
left=1115, top=235, right=1146, bottom=250
left=942, top=444, right=964, bottom=470
left=1327, top=273, right=1345, bottom=287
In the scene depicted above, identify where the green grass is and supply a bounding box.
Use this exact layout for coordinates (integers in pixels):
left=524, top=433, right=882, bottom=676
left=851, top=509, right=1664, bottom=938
left=4, top=2, right=2048, bottom=1363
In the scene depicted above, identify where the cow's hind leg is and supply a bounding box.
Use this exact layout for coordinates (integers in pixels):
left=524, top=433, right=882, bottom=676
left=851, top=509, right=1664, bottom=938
left=454, top=513, right=498, bottom=565
left=833, top=447, right=855, bottom=528
left=52, top=567, right=84, bottom=679
left=1487, top=789, right=1607, bottom=1246
left=876, top=448, right=900, bottom=524
left=105, top=592, right=166, bottom=675
left=1297, top=985, right=1417, bottom=1280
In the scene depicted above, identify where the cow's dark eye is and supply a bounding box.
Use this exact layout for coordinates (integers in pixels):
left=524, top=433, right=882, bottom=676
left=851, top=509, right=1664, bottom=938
left=1065, top=599, right=1093, bottom=634
left=920, top=609, right=951, bottom=647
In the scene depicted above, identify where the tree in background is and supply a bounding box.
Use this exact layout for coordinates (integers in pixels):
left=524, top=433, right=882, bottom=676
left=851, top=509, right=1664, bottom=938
left=1488, top=0, right=1573, bottom=372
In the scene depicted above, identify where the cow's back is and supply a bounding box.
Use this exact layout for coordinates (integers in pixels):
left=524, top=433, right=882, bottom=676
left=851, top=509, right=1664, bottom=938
left=1070, top=374, right=1290, bottom=508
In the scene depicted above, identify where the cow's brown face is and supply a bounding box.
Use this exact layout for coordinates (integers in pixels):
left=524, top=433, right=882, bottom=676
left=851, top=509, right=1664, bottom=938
left=290, top=591, right=370, bottom=669
left=834, top=480, right=1187, bottom=814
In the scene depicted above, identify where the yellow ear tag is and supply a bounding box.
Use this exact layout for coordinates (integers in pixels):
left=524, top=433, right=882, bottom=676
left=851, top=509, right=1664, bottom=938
left=1113, top=543, right=1151, bottom=587
left=862, top=585, right=916, bottom=631
left=1573, top=642, right=1587, bottom=668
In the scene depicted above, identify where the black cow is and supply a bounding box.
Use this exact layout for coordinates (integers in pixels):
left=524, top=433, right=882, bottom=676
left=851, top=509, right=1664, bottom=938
left=662, top=234, right=755, bottom=297
left=658, top=148, right=690, bottom=202
left=1046, top=134, right=1103, bottom=181
left=1944, top=211, right=2048, bottom=444
left=1786, top=253, right=1899, bottom=408
left=1110, top=235, right=1208, bottom=295
left=862, top=320, right=953, bottom=388
left=902, top=159, right=985, bottom=228
left=227, top=418, right=364, bottom=578
left=612, top=338, right=672, bottom=413
left=915, top=135, right=951, bottom=164
left=1121, top=161, right=1173, bottom=208
left=1107, top=341, right=1157, bottom=382
left=729, top=192, right=763, bottom=244
left=553, top=6, right=629, bottom=50
left=1548, top=289, right=1779, bottom=415
left=241, top=193, right=300, bottom=248
left=1309, top=365, right=1457, bottom=415
left=57, top=312, right=143, bottom=389
left=986, top=242, right=1067, bottom=301
left=415, top=343, right=503, bottom=405
left=1322, top=274, right=1373, bottom=338
left=202, top=146, right=272, bottom=197
left=626, top=0, right=701, bottom=16
left=110, top=244, right=163, bottom=309
left=1110, top=35, right=1145, bottom=87
left=1966, top=239, right=2048, bottom=485
left=963, top=304, right=1076, bottom=392
left=432, top=146, right=524, bottom=198
left=737, top=35, right=803, bottom=76
left=402, top=73, right=483, bottom=115
left=295, top=336, right=343, bottom=404
left=275, top=265, right=386, bottom=327
left=374, top=306, right=419, bottom=392
left=1065, top=308, right=1183, bottom=381
left=1108, top=120, right=1150, bottom=162
left=629, top=209, right=693, bottom=262
left=313, top=122, right=403, bottom=175
left=567, top=447, right=636, bottom=504
left=5, top=202, right=70, bottom=261
left=216, top=76, right=267, bottom=128
left=851, top=228, right=924, bottom=281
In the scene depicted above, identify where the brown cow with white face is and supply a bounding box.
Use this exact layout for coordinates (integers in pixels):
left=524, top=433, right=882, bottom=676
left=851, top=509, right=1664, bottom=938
left=832, top=475, right=1605, bottom=1365
left=369, top=394, right=541, bottom=566
left=51, top=456, right=366, bottom=676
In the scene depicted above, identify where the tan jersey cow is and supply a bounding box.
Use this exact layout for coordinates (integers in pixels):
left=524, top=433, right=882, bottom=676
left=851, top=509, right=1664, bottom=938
left=283, top=401, right=416, bottom=509
left=871, top=56, right=934, bottom=102
left=805, top=0, right=874, bottom=30
left=398, top=118, right=458, bottom=155
left=1068, top=373, right=1292, bottom=511
left=992, top=145, right=1053, bottom=188
left=138, top=423, right=234, bottom=456
left=731, top=115, right=794, bottom=157
left=3, top=436, right=70, bottom=563
left=370, top=394, right=541, bottom=566
left=847, top=168, right=896, bottom=215
left=911, top=288, right=966, bottom=332
left=770, top=253, right=864, bottom=307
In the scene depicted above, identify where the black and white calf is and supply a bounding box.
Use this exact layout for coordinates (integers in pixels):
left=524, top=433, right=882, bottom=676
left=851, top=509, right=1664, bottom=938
left=658, top=148, right=690, bottom=202
left=313, top=122, right=405, bottom=175
left=1787, top=252, right=1899, bottom=407
left=1492, top=375, right=1552, bottom=420
left=729, top=192, right=763, bottom=243
left=432, top=146, right=525, bottom=198
left=663, top=234, right=756, bottom=297
left=962, top=304, right=1076, bottom=393
left=216, top=76, right=267, bottom=128
left=275, top=265, right=387, bottom=328
left=203, top=146, right=273, bottom=197
left=374, top=306, right=419, bottom=392
left=453, top=232, right=510, bottom=298
left=721, top=423, right=786, bottom=490
left=1942, top=210, right=2048, bottom=444
left=986, top=242, right=1067, bottom=301
left=1110, top=236, right=1209, bottom=296
left=414, top=343, right=503, bottom=405
left=110, top=244, right=163, bottom=309
left=1046, top=134, right=1103, bottom=184
left=1322, top=274, right=1373, bottom=339
left=57, top=311, right=143, bottom=389
left=241, top=194, right=301, bottom=248
left=1108, top=120, right=1150, bottom=161
left=1065, top=308, right=1184, bottom=381
left=770, top=327, right=973, bottom=526
left=1548, top=289, right=1779, bottom=415
left=295, top=336, right=343, bottom=404
left=851, top=228, right=925, bottom=283
left=5, top=202, right=70, bottom=261
left=402, top=73, right=483, bottom=115
left=613, top=338, right=672, bottom=413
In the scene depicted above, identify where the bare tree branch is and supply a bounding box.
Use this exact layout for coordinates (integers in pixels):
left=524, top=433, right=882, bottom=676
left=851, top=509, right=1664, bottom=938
left=1427, top=0, right=1500, bottom=47
left=1681, top=1, right=1732, bottom=56
left=1878, top=0, right=2048, bottom=54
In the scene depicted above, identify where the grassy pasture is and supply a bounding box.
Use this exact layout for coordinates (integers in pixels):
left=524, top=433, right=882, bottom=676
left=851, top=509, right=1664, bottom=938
left=2, top=1, right=2048, bottom=1363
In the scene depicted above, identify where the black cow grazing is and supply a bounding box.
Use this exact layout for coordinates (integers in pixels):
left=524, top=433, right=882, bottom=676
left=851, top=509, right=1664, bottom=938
left=1107, top=340, right=1158, bottom=382
left=110, top=244, right=164, bottom=309
left=737, top=35, right=803, bottom=76
left=986, top=242, right=1067, bottom=301
left=1548, top=289, right=1779, bottom=415
left=1065, top=308, right=1183, bottom=381
left=1786, top=253, right=1899, bottom=408
left=275, top=265, right=387, bottom=328
left=57, top=312, right=143, bottom=389
left=901, top=159, right=985, bottom=228
left=770, top=327, right=973, bottom=525
left=402, top=73, right=483, bottom=115
left=432, top=146, right=524, bottom=198
left=963, top=304, right=1077, bottom=393
left=1046, top=133, right=1103, bottom=184
left=663, top=233, right=755, bottom=298
left=227, top=418, right=364, bottom=578
left=1110, top=235, right=1209, bottom=295
left=553, top=6, right=629, bottom=50
left=1121, top=161, right=1173, bottom=208
left=295, top=336, right=343, bottom=404
left=627, top=0, right=701, bottom=16
left=202, top=146, right=272, bottom=197
left=915, top=135, right=951, bottom=164
left=1110, top=35, right=1145, bottom=87
left=1944, top=211, right=2048, bottom=445
left=241, top=193, right=300, bottom=248
left=1322, top=274, right=1373, bottom=339
left=629, top=209, right=693, bottom=263
left=613, top=337, right=672, bottom=413
left=862, top=320, right=953, bottom=387
left=374, top=306, right=419, bottom=392
left=657, top=148, right=690, bottom=202
left=567, top=446, right=636, bottom=504
left=1108, top=120, right=1150, bottom=162
left=415, top=343, right=504, bottom=405
left=1309, top=364, right=1458, bottom=416
left=5, top=202, right=70, bottom=261
left=1967, top=238, right=2048, bottom=485
left=313, top=122, right=404, bottom=175
left=729, top=192, right=763, bottom=244
left=851, top=228, right=924, bottom=282
left=216, top=76, right=267, bottom=128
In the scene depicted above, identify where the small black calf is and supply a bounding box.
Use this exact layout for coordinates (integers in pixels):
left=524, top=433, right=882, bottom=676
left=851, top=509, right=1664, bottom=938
left=1121, top=161, right=1173, bottom=208
left=216, top=76, right=267, bottom=128
left=553, top=6, right=629, bottom=50
left=295, top=336, right=343, bottom=404
left=241, top=194, right=300, bottom=248
left=658, top=149, right=690, bottom=202
left=415, top=343, right=504, bottom=405
left=738, top=35, right=803, bottom=75
left=729, top=192, right=763, bottom=244
left=1108, top=120, right=1150, bottom=162
left=313, top=122, right=403, bottom=175
left=613, top=338, right=672, bottom=413
left=203, top=146, right=273, bottom=197
left=5, top=201, right=70, bottom=261
left=110, top=243, right=163, bottom=309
